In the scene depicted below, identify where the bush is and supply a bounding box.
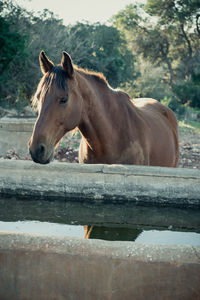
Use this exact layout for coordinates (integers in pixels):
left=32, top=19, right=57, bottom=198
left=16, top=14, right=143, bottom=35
left=173, top=75, right=200, bottom=109
left=122, top=61, right=173, bottom=101
left=161, top=97, right=186, bottom=118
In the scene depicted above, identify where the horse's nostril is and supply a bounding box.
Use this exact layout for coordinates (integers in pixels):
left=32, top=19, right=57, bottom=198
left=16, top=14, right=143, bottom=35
left=37, top=144, right=46, bottom=157
left=30, top=142, right=53, bottom=164
left=40, top=144, right=45, bottom=154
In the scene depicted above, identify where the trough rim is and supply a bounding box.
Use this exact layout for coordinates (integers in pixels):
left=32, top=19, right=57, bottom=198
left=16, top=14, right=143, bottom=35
left=0, top=231, right=200, bottom=263
left=0, top=159, right=200, bottom=179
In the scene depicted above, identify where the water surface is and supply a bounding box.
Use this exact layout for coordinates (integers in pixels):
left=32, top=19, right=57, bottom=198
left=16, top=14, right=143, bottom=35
left=0, top=197, right=199, bottom=245
left=0, top=220, right=200, bottom=246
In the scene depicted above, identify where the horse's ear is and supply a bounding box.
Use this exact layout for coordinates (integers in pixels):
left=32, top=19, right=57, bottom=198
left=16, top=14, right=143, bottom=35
left=39, top=51, right=54, bottom=74
left=61, top=51, right=74, bottom=78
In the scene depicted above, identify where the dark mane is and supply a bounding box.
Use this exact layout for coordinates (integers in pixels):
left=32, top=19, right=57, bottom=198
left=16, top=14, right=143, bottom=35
left=76, top=67, right=108, bottom=87
left=44, top=65, right=67, bottom=90
left=44, top=65, right=109, bottom=89
left=44, top=64, right=109, bottom=90
left=32, top=65, right=109, bottom=110
left=31, top=65, right=67, bottom=110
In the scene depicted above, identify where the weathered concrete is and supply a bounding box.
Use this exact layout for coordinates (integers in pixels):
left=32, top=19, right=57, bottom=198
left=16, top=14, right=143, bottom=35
left=0, top=232, right=199, bottom=300
left=0, top=197, right=200, bottom=232
left=0, top=160, right=200, bottom=208
left=0, top=117, right=35, bottom=155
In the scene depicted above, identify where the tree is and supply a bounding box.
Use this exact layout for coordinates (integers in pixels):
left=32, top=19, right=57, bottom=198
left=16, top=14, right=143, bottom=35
left=145, top=0, right=200, bottom=107
left=0, top=0, right=27, bottom=107
left=112, top=2, right=200, bottom=107
left=0, top=1, right=136, bottom=109
left=64, top=22, right=136, bottom=87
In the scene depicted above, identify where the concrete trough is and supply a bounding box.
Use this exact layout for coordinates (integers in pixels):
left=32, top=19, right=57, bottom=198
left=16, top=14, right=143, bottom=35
left=0, top=232, right=199, bottom=300
left=0, top=119, right=200, bottom=299
left=0, top=161, right=200, bottom=299
left=0, top=160, right=200, bottom=208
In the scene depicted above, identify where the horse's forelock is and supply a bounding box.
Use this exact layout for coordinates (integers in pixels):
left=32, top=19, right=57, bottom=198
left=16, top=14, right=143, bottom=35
left=44, top=66, right=67, bottom=91
left=31, top=66, right=68, bottom=111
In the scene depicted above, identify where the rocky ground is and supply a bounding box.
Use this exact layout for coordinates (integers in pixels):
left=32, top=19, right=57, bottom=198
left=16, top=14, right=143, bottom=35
left=178, top=123, right=200, bottom=170
left=178, top=141, right=200, bottom=169
left=1, top=126, right=200, bottom=169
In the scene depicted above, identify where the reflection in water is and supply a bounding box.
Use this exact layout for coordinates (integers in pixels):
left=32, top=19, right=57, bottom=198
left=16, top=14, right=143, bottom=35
left=0, top=198, right=200, bottom=235
left=84, top=225, right=142, bottom=241
left=0, top=221, right=200, bottom=245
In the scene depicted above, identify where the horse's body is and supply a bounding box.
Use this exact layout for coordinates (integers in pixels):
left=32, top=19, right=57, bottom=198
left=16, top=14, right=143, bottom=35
left=29, top=51, right=179, bottom=167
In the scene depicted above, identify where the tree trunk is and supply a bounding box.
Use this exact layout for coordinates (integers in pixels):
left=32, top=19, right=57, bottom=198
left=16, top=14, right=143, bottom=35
left=196, top=14, right=200, bottom=38
left=180, top=23, right=193, bottom=58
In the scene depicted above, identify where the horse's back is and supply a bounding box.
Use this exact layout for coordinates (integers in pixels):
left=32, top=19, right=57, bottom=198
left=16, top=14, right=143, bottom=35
left=133, top=98, right=178, bottom=130
left=132, top=98, right=179, bottom=167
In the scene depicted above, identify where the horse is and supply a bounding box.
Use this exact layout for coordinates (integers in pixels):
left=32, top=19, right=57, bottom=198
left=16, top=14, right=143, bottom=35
left=29, top=51, right=179, bottom=167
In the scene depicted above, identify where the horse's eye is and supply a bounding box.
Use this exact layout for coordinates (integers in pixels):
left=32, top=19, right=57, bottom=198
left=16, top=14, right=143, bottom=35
left=59, top=97, right=68, bottom=104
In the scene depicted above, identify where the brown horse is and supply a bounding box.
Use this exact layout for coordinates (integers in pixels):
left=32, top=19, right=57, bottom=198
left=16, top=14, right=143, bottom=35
left=29, top=51, right=179, bottom=166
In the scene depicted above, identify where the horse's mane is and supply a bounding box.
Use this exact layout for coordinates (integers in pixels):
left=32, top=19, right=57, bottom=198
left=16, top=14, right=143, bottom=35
left=44, top=65, right=109, bottom=88
left=75, top=66, right=108, bottom=87
left=31, top=66, right=67, bottom=110
left=31, top=65, right=109, bottom=110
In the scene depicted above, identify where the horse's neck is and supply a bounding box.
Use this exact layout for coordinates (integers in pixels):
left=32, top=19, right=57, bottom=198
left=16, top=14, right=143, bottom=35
left=76, top=72, right=139, bottom=162
left=77, top=74, right=116, bottom=157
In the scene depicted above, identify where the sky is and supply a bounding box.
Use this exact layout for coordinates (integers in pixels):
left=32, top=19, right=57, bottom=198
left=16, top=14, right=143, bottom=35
left=16, top=0, right=144, bottom=25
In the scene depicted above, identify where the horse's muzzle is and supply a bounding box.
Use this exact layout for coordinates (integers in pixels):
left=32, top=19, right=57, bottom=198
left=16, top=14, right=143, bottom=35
left=29, top=143, right=53, bottom=164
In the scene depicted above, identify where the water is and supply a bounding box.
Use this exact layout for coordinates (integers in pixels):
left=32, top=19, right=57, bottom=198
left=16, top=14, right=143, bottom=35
left=0, top=220, right=85, bottom=238
left=0, top=197, right=200, bottom=245
left=0, top=220, right=200, bottom=245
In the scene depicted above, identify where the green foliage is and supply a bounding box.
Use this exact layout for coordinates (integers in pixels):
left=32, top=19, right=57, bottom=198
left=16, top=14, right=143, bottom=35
left=0, top=17, right=24, bottom=71
left=146, top=0, right=200, bottom=26
left=172, top=65, right=200, bottom=107
left=112, top=2, right=200, bottom=108
left=122, top=61, right=172, bottom=101
left=1, top=0, right=200, bottom=111
left=0, top=1, right=136, bottom=110
left=179, top=120, right=200, bottom=134
left=173, top=81, right=200, bottom=108
left=65, top=23, right=135, bottom=87
left=0, top=1, right=28, bottom=109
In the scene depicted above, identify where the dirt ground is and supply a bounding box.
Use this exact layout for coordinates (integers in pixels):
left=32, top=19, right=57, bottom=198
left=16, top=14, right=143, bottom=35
left=178, top=123, right=200, bottom=169
left=2, top=125, right=199, bottom=169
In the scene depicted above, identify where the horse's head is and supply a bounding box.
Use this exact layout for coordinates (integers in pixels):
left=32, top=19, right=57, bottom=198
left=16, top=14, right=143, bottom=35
left=29, top=51, right=83, bottom=164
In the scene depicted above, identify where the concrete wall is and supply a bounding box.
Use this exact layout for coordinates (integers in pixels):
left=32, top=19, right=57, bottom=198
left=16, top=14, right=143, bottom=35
left=0, top=117, right=35, bottom=155
left=1, top=118, right=200, bottom=299
left=0, top=155, right=200, bottom=299
left=0, top=232, right=199, bottom=300
left=0, top=160, right=200, bottom=208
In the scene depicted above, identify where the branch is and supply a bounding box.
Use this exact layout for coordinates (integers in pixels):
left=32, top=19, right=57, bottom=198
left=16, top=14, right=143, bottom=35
left=180, top=23, right=193, bottom=58
left=159, top=38, right=174, bottom=87
left=196, top=14, right=200, bottom=38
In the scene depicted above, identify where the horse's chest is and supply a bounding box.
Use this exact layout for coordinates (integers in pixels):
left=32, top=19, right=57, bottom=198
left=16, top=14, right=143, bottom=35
left=79, top=138, right=147, bottom=165
left=117, top=141, right=147, bottom=165
left=78, top=139, right=98, bottom=163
